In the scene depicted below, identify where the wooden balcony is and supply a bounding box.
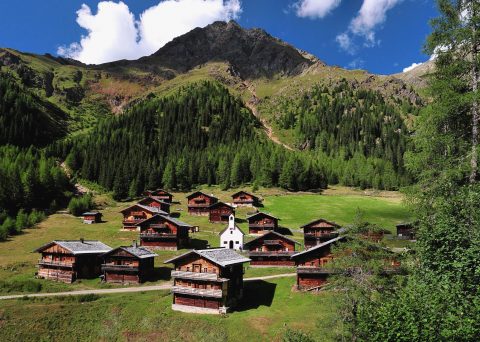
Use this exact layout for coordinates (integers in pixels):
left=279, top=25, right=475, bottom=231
left=38, top=260, right=75, bottom=269
left=248, top=251, right=294, bottom=257
left=263, top=239, right=282, bottom=246
left=171, top=285, right=223, bottom=298
left=101, top=264, right=138, bottom=272
left=171, top=270, right=220, bottom=281
left=297, top=267, right=336, bottom=275
left=140, top=233, right=177, bottom=239
left=304, top=232, right=338, bottom=239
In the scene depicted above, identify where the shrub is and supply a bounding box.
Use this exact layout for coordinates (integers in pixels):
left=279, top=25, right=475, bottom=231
left=68, top=193, right=94, bottom=216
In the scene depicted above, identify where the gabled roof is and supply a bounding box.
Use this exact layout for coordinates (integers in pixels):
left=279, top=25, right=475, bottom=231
left=300, top=218, right=340, bottom=229
left=246, top=212, right=279, bottom=221
left=231, top=191, right=259, bottom=200
left=164, top=248, right=251, bottom=267
left=102, top=246, right=157, bottom=259
left=244, top=231, right=300, bottom=248
left=135, top=214, right=192, bottom=228
left=219, top=224, right=246, bottom=236
left=186, top=191, right=218, bottom=200
left=138, top=196, right=172, bottom=206
left=35, top=240, right=112, bottom=255
left=82, top=212, right=102, bottom=216
left=146, top=188, right=172, bottom=196
left=291, top=236, right=345, bottom=259
left=120, top=203, right=168, bottom=215
left=209, top=201, right=234, bottom=209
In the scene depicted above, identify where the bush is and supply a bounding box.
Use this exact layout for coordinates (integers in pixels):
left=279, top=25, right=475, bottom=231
left=28, top=210, right=45, bottom=227
left=68, top=194, right=94, bottom=216
left=283, top=328, right=315, bottom=342
left=1, top=217, right=16, bottom=235
left=15, top=209, right=29, bottom=231
left=0, top=280, right=42, bottom=293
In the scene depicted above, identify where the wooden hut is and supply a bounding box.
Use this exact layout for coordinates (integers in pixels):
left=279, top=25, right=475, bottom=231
left=82, top=211, right=102, bottom=224
left=301, top=219, right=341, bottom=249
left=244, top=231, right=300, bottom=266
left=209, top=202, right=235, bottom=223
left=396, top=222, right=416, bottom=240
left=143, top=189, right=173, bottom=203
left=35, top=239, right=112, bottom=283
left=138, top=196, right=171, bottom=213
left=101, top=242, right=156, bottom=284
left=231, top=191, right=260, bottom=207
left=165, top=248, right=250, bottom=314
left=136, top=214, right=191, bottom=250
left=247, top=212, right=279, bottom=234
left=291, top=236, right=345, bottom=291
left=187, top=192, right=218, bottom=216
left=120, top=204, right=168, bottom=230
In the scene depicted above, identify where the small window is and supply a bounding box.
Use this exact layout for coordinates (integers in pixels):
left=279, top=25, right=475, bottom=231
left=236, top=241, right=239, bottom=244
left=224, top=241, right=227, bottom=244
left=230, top=231, right=233, bottom=234
left=187, top=266, right=190, bottom=271
left=204, top=268, right=208, bottom=272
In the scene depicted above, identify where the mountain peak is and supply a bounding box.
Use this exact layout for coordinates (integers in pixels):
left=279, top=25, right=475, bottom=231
left=144, top=20, right=322, bottom=79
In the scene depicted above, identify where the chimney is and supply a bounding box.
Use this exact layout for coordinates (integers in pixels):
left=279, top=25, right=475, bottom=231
left=133, top=240, right=138, bottom=248
left=80, top=238, right=84, bottom=243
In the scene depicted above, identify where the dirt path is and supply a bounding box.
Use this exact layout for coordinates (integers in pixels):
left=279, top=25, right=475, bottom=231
left=243, top=81, right=294, bottom=151
left=0, top=273, right=296, bottom=300
left=60, top=162, right=90, bottom=195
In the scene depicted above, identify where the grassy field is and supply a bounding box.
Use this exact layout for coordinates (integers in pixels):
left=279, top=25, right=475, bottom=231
left=0, top=277, right=340, bottom=342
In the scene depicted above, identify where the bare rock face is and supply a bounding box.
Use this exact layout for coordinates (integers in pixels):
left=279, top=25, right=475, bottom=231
left=131, top=21, right=323, bottom=79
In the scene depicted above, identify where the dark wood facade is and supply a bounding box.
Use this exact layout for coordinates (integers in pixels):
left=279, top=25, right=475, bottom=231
left=136, top=214, right=191, bottom=250
left=101, top=244, right=156, bottom=284
left=396, top=223, right=415, bottom=240
left=165, top=248, right=250, bottom=314
left=138, top=196, right=171, bottom=213
left=231, top=191, right=260, bottom=207
left=292, top=237, right=344, bottom=291
left=82, top=212, right=102, bottom=224
left=244, top=231, right=299, bottom=266
left=301, top=219, right=341, bottom=249
left=35, top=240, right=112, bottom=283
left=187, top=192, right=218, bottom=216
left=247, top=212, right=279, bottom=234
left=120, top=204, right=167, bottom=230
left=209, top=202, right=234, bottom=223
left=143, top=189, right=173, bottom=203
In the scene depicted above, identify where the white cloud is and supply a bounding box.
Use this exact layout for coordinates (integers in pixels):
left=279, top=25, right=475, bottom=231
left=58, top=0, right=242, bottom=64
left=294, top=0, right=341, bottom=19
left=347, top=58, right=365, bottom=69
left=335, top=32, right=355, bottom=54
left=336, top=0, right=402, bottom=53
left=402, top=62, right=423, bottom=73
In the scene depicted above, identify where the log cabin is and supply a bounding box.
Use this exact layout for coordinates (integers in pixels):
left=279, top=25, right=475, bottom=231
left=231, top=191, right=260, bottom=207
left=291, top=236, right=345, bottom=291
left=247, top=212, right=279, bottom=234
left=101, top=241, right=156, bottom=284
left=82, top=211, right=102, bottom=224
left=143, top=189, right=173, bottom=203
left=35, top=239, right=112, bottom=283
left=165, top=248, right=251, bottom=314
left=396, top=222, right=416, bottom=240
left=209, top=202, right=235, bottom=223
left=136, top=214, right=192, bottom=250
left=138, top=196, right=171, bottom=213
left=187, top=192, right=218, bottom=216
left=244, top=231, right=300, bottom=266
left=120, top=204, right=168, bottom=230
left=301, top=219, right=341, bottom=249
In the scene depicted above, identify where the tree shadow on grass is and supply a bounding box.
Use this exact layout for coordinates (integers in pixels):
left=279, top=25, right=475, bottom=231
left=233, top=280, right=277, bottom=312
left=189, top=238, right=209, bottom=249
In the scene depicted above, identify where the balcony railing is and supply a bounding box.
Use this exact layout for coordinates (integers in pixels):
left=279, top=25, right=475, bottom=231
left=248, top=224, right=275, bottom=229
left=140, top=233, right=177, bottom=239
left=304, top=232, right=338, bottom=239
left=297, top=267, right=337, bottom=275
left=171, top=270, right=219, bottom=281
left=38, top=260, right=75, bottom=268
left=171, top=285, right=223, bottom=298
left=263, top=240, right=282, bottom=245
left=101, top=264, right=139, bottom=272
left=248, top=251, right=294, bottom=257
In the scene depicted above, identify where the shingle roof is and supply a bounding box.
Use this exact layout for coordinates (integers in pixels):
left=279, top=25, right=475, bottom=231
left=164, top=248, right=251, bottom=267
left=135, top=214, right=192, bottom=227
left=35, top=240, right=112, bottom=255
left=82, top=212, right=102, bottom=216
left=120, top=204, right=168, bottom=215
left=243, top=231, right=300, bottom=247
left=300, top=218, right=340, bottom=229
left=231, top=191, right=259, bottom=200
left=138, top=197, right=171, bottom=206
left=291, top=236, right=345, bottom=259
left=246, top=212, right=279, bottom=220
left=103, top=246, right=157, bottom=259
left=186, top=191, right=217, bottom=200
left=209, top=201, right=234, bottom=209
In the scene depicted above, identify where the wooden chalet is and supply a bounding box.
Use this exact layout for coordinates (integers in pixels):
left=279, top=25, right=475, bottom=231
left=396, top=222, right=416, bottom=240
left=143, top=189, right=173, bottom=203
left=35, top=239, right=112, bottom=283
left=138, top=196, right=171, bottom=213
left=247, top=212, right=279, bottom=234
left=291, top=236, right=345, bottom=291
left=231, top=191, right=260, bottom=207
left=136, top=214, right=192, bottom=250
left=101, top=241, right=156, bottom=284
left=244, top=231, right=300, bottom=266
left=165, top=248, right=250, bottom=314
left=120, top=204, right=168, bottom=230
left=187, top=192, right=218, bottom=216
left=301, top=219, right=341, bottom=249
left=209, top=202, right=235, bottom=223
left=82, top=211, right=102, bottom=224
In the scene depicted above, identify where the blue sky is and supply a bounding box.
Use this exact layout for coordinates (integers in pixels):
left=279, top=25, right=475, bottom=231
left=0, top=0, right=438, bottom=74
